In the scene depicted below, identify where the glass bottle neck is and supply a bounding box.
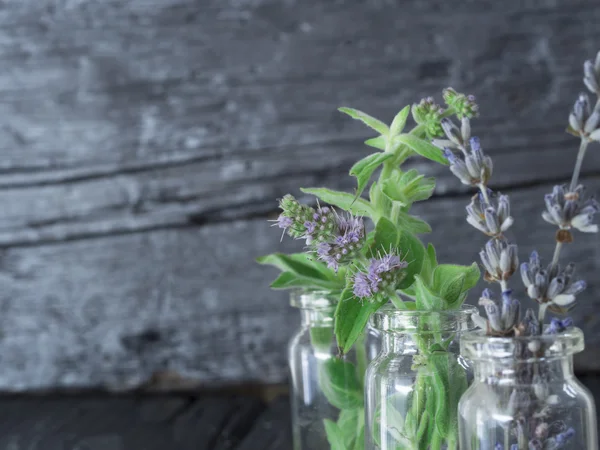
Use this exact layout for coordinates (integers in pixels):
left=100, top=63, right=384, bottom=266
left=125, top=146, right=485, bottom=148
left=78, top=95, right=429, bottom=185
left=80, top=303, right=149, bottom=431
left=381, top=332, right=419, bottom=355
left=300, top=308, right=335, bottom=328
left=473, top=356, right=575, bottom=384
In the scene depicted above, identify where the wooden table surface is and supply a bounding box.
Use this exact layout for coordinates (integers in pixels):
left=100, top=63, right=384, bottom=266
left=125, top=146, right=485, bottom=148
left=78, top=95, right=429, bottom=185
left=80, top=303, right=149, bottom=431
left=1, top=376, right=599, bottom=449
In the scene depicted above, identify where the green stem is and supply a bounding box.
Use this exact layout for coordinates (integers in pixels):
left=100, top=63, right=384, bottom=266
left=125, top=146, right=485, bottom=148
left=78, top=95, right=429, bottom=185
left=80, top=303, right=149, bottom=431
left=569, top=137, right=590, bottom=192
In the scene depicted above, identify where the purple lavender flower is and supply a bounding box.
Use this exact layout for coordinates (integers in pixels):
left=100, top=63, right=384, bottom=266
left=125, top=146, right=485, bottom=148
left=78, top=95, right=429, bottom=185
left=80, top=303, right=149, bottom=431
left=521, top=251, right=586, bottom=310
left=568, top=93, right=600, bottom=140
left=547, top=317, right=574, bottom=334
left=480, top=238, right=519, bottom=283
left=542, top=184, right=599, bottom=233
left=352, top=254, right=407, bottom=300
left=442, top=136, right=493, bottom=186
left=466, top=192, right=513, bottom=236
left=584, top=51, right=600, bottom=94
left=476, top=289, right=520, bottom=335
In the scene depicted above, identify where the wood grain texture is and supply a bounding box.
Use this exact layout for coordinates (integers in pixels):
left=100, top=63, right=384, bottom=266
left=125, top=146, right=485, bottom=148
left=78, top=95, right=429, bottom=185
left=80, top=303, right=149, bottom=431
left=0, top=0, right=599, bottom=389
left=0, top=394, right=292, bottom=450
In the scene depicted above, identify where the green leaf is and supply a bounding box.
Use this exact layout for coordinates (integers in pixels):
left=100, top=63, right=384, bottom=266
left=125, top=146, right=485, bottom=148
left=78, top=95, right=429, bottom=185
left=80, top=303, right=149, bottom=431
left=428, top=352, right=468, bottom=440
left=440, top=273, right=466, bottom=308
left=309, top=326, right=333, bottom=352
left=413, top=275, right=445, bottom=310
left=269, top=271, right=340, bottom=290
left=396, top=134, right=449, bottom=166
left=334, top=288, right=386, bottom=354
left=390, top=105, right=411, bottom=137
left=396, top=211, right=432, bottom=235
left=256, top=253, right=330, bottom=281
left=349, top=152, right=394, bottom=199
left=396, top=231, right=426, bottom=289
left=339, top=107, right=389, bottom=136
left=300, top=187, right=375, bottom=218
left=319, top=358, right=363, bottom=410
left=365, top=136, right=386, bottom=150
left=337, top=409, right=361, bottom=449
left=324, top=419, right=346, bottom=450
left=419, top=244, right=438, bottom=286
left=432, top=263, right=480, bottom=298
left=368, top=217, right=399, bottom=258
left=369, top=181, right=390, bottom=216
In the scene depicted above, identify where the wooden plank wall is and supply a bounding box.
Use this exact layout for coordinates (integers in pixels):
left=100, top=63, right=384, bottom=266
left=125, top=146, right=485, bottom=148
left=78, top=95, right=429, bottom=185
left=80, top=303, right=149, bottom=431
left=0, top=0, right=599, bottom=390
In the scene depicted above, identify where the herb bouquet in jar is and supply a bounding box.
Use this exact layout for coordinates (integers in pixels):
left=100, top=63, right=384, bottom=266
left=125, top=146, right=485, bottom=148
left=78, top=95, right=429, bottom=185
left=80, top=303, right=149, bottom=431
left=259, top=90, right=484, bottom=450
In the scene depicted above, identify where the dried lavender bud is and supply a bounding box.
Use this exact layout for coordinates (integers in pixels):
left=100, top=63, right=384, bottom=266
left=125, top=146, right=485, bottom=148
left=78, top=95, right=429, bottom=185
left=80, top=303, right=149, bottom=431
left=443, top=136, right=493, bottom=186
left=478, top=289, right=520, bottom=335
left=568, top=93, right=600, bottom=141
left=466, top=192, right=513, bottom=236
left=316, top=213, right=366, bottom=270
left=535, top=422, right=550, bottom=440
left=443, top=87, right=479, bottom=119
left=480, top=238, right=518, bottom=283
left=583, top=51, right=600, bottom=94
left=554, top=427, right=575, bottom=446
left=542, top=184, right=599, bottom=233
left=546, top=317, right=574, bottom=334
left=352, top=254, right=408, bottom=300
left=440, top=118, right=465, bottom=148
left=528, top=439, right=543, bottom=450
left=522, top=252, right=586, bottom=309
left=518, top=308, right=540, bottom=336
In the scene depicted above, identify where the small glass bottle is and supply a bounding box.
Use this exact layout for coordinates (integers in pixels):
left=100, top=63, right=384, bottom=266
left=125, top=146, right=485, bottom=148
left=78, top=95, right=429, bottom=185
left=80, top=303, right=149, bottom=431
left=289, top=291, right=379, bottom=450
left=365, top=304, right=477, bottom=450
left=458, top=328, right=598, bottom=450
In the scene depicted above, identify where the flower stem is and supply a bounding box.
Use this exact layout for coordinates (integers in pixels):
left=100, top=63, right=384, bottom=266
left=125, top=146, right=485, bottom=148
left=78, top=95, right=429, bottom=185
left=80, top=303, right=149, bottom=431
left=569, top=138, right=590, bottom=192
left=478, top=183, right=491, bottom=205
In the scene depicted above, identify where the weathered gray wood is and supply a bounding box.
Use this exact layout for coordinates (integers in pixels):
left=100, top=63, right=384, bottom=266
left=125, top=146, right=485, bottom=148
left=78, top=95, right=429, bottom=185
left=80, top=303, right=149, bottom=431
left=0, top=176, right=599, bottom=390
left=0, top=0, right=599, bottom=390
left=0, top=394, right=274, bottom=449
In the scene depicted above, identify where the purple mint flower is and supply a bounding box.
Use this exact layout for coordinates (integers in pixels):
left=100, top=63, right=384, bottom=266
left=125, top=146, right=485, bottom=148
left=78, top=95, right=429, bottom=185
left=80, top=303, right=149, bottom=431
left=353, top=272, right=373, bottom=298
left=352, top=254, right=407, bottom=300
left=276, top=215, right=293, bottom=229
left=315, top=213, right=365, bottom=271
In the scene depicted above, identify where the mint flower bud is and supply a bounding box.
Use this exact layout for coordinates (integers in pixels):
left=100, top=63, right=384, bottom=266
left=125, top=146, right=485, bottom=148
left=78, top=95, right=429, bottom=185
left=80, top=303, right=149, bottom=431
left=276, top=194, right=318, bottom=240
left=542, top=184, right=599, bottom=233
left=480, top=238, right=518, bottom=283
left=442, top=87, right=479, bottom=119
left=315, top=213, right=365, bottom=270
left=466, top=192, right=513, bottom=236
left=352, top=254, right=408, bottom=300
left=412, top=97, right=445, bottom=138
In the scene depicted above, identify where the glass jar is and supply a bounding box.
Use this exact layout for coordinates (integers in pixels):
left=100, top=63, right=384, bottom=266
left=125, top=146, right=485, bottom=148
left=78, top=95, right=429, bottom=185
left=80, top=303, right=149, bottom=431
left=289, top=291, right=379, bottom=450
left=365, top=305, right=477, bottom=450
left=458, top=328, right=598, bottom=450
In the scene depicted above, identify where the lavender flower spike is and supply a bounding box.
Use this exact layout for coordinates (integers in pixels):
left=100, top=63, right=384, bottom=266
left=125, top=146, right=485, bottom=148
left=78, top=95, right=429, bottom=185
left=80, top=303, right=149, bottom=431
left=480, top=238, right=519, bottom=283
left=478, top=289, right=520, bottom=335
left=542, top=184, right=600, bottom=233
left=583, top=50, right=600, bottom=94
left=442, top=135, right=493, bottom=186
left=466, top=192, right=513, bottom=236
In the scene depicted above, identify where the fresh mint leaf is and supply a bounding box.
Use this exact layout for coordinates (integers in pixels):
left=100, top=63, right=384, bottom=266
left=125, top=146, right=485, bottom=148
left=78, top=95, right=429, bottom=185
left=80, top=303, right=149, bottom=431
left=368, top=217, right=399, bottom=258
left=432, top=263, right=480, bottom=298
left=334, top=288, right=386, bottom=354
left=396, top=134, right=449, bottom=166
left=396, top=211, right=432, bottom=235
left=269, top=271, right=341, bottom=290
left=396, top=231, right=426, bottom=289
left=257, top=252, right=333, bottom=280
left=365, top=136, right=386, bottom=150
left=349, top=153, right=394, bottom=199
left=390, top=105, right=411, bottom=137
left=413, top=275, right=445, bottom=310
left=324, top=419, right=346, bottom=450
left=319, top=358, right=363, bottom=410
left=338, top=107, right=389, bottom=136
left=300, top=187, right=375, bottom=218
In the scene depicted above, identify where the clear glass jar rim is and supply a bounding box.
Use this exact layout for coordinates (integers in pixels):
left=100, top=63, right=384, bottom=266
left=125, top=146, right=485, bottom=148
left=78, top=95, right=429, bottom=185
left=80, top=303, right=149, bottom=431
left=290, top=290, right=337, bottom=310
left=370, top=303, right=478, bottom=333
left=460, top=327, right=585, bottom=360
